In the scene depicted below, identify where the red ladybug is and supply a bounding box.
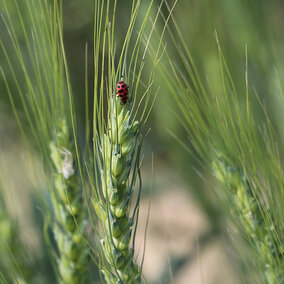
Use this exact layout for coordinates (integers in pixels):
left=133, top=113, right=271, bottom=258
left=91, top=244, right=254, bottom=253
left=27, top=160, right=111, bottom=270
left=116, top=80, right=129, bottom=105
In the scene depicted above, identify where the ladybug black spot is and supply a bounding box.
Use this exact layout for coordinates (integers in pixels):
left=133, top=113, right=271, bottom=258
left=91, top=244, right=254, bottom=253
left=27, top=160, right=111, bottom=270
left=118, top=90, right=123, bottom=93
left=122, top=84, right=126, bottom=88
left=117, top=84, right=121, bottom=88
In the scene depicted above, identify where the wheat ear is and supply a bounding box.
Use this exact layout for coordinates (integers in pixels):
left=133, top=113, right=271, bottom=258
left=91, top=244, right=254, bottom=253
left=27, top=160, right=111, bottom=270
left=93, top=94, right=141, bottom=283
left=213, top=156, right=284, bottom=283
left=49, top=119, right=89, bottom=284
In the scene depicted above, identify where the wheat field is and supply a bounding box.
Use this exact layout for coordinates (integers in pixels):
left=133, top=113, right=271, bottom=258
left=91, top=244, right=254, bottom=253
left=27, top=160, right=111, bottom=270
left=1, top=0, right=284, bottom=283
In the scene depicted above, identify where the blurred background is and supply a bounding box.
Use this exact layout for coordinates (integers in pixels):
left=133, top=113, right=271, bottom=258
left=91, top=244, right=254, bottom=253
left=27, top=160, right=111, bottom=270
left=1, top=0, right=284, bottom=283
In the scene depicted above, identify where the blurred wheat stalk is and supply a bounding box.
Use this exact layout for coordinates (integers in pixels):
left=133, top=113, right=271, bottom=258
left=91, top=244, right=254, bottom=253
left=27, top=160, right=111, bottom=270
left=158, top=6, right=284, bottom=283
left=49, top=119, right=89, bottom=283
left=213, top=156, right=283, bottom=283
left=0, top=0, right=91, bottom=282
left=0, top=185, right=33, bottom=283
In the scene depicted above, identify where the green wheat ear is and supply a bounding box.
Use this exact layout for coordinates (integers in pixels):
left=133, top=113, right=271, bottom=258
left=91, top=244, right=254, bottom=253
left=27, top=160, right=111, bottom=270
left=93, top=94, right=141, bottom=284
left=89, top=0, right=175, bottom=281
left=1, top=0, right=91, bottom=282
left=49, top=119, right=89, bottom=284
left=212, top=154, right=284, bottom=283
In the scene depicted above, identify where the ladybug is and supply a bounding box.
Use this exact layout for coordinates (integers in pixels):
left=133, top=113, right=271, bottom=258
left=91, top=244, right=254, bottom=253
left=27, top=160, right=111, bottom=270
left=116, top=80, right=129, bottom=105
